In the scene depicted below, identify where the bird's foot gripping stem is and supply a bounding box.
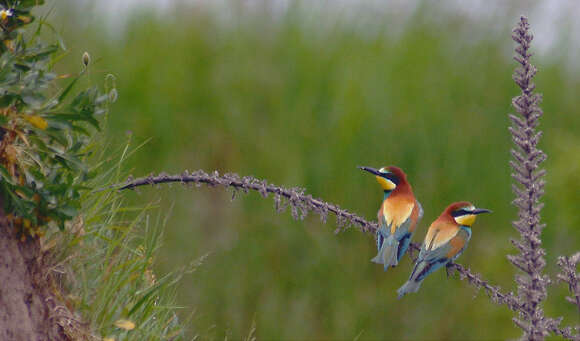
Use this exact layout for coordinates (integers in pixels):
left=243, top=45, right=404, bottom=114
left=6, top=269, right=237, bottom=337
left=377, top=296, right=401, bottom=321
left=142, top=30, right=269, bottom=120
left=445, top=263, right=457, bottom=278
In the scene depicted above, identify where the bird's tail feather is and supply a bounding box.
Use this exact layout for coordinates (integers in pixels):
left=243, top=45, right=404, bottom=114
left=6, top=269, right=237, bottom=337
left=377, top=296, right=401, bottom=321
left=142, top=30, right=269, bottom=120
left=371, top=235, right=399, bottom=271
left=397, top=280, right=422, bottom=299
left=397, top=260, right=428, bottom=298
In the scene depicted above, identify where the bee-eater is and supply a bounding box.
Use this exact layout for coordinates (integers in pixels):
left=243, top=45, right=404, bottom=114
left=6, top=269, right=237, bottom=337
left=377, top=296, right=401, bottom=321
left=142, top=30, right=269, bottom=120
left=359, top=166, right=423, bottom=271
left=397, top=201, right=491, bottom=298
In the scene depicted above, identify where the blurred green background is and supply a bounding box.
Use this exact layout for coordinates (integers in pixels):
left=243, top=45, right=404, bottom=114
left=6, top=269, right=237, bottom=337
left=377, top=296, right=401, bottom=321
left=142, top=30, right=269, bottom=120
left=48, top=1, right=579, bottom=339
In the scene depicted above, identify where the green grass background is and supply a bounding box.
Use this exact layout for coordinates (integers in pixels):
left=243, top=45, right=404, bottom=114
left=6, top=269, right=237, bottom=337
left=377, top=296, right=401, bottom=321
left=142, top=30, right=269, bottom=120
left=50, top=2, right=579, bottom=339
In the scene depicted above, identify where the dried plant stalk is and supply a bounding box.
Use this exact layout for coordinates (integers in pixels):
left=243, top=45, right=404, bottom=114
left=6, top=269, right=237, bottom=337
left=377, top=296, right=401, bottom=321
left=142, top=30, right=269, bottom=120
left=508, top=16, right=551, bottom=340
left=119, top=170, right=375, bottom=234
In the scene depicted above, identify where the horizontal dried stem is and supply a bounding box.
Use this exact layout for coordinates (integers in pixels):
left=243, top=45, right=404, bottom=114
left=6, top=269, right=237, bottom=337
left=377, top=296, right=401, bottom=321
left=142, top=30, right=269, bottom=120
left=118, top=170, right=375, bottom=234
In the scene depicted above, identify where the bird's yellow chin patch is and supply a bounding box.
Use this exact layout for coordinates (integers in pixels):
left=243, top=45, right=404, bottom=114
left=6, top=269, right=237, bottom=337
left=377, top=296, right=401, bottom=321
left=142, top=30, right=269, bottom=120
left=376, top=176, right=396, bottom=190
left=455, top=214, right=476, bottom=226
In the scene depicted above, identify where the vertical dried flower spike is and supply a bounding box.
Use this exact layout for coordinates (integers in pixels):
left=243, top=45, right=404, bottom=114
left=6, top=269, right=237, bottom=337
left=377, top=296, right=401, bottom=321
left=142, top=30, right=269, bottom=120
left=507, top=16, right=550, bottom=340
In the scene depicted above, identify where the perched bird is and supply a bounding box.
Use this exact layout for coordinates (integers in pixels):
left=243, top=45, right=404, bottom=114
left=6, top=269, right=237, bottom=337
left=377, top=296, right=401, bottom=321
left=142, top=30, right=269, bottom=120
left=397, top=201, right=491, bottom=298
left=359, top=166, right=423, bottom=271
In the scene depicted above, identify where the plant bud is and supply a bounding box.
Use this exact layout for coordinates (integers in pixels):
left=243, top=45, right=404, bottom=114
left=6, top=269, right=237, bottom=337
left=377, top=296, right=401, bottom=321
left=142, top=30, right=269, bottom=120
left=82, top=52, right=90, bottom=67
left=108, top=89, right=118, bottom=103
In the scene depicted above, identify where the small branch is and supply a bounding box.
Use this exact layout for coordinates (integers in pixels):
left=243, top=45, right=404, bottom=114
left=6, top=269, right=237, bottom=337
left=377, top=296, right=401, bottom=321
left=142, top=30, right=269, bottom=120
left=116, top=170, right=578, bottom=339
left=446, top=262, right=521, bottom=310
left=557, top=252, right=580, bottom=315
left=118, top=170, right=376, bottom=234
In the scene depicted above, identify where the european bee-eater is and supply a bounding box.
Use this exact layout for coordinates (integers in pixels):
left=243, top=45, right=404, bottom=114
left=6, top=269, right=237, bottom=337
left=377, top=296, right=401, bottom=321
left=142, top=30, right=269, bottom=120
left=397, top=201, right=491, bottom=298
left=359, top=166, right=423, bottom=271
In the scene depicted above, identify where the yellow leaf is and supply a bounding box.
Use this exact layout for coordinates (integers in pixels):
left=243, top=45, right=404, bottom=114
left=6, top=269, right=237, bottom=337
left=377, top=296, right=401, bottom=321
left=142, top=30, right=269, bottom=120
left=17, top=16, right=32, bottom=24
left=5, top=145, right=18, bottom=163
left=24, top=115, right=48, bottom=130
left=14, top=190, right=29, bottom=199
left=14, top=129, right=30, bottom=146
left=103, top=338, right=115, bottom=341
left=114, top=319, right=136, bottom=331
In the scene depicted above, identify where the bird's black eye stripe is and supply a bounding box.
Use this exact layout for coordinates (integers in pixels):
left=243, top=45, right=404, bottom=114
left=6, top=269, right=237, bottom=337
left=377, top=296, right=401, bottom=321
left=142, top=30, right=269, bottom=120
left=452, top=209, right=471, bottom=217
left=382, top=173, right=400, bottom=185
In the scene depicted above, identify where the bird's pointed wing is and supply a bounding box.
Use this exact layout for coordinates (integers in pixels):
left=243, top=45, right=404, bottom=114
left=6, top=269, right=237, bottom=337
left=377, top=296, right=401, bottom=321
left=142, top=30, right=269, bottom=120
left=376, top=225, right=385, bottom=251
left=393, top=215, right=412, bottom=239
left=418, top=228, right=469, bottom=262
left=445, top=229, right=470, bottom=260
left=418, top=240, right=452, bottom=263
left=423, top=221, right=459, bottom=251
left=407, top=200, right=423, bottom=234
left=417, top=200, right=424, bottom=221
left=419, top=221, right=458, bottom=262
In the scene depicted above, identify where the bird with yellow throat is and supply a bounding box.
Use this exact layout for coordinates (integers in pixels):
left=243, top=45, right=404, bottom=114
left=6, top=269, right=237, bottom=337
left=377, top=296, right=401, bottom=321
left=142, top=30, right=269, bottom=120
left=397, top=201, right=491, bottom=298
left=359, top=166, right=423, bottom=271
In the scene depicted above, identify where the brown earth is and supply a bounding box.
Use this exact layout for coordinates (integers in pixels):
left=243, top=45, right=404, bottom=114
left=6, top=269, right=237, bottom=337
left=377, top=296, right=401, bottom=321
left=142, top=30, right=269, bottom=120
left=0, top=196, right=70, bottom=341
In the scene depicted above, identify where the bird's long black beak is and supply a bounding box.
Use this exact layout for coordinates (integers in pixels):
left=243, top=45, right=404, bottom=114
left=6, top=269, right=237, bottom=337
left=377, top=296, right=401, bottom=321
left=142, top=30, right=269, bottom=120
left=472, top=208, right=492, bottom=215
left=358, top=166, right=382, bottom=176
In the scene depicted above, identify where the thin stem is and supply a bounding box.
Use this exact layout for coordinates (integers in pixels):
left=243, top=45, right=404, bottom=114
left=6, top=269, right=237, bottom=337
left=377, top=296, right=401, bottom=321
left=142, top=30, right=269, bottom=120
left=118, top=170, right=375, bottom=234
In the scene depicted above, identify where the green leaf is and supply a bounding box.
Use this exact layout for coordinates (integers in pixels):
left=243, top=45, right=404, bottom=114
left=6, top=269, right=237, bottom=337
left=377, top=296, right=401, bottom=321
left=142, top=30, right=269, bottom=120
left=13, top=63, right=31, bottom=71
left=27, top=45, right=58, bottom=59
left=14, top=185, right=35, bottom=199
left=57, top=75, right=80, bottom=103
left=0, top=165, right=14, bottom=184
left=23, top=169, right=44, bottom=189
left=46, top=113, right=100, bottom=130
left=56, top=153, right=87, bottom=174
left=43, top=128, right=69, bottom=147
left=71, top=124, right=91, bottom=136
left=0, top=94, right=15, bottom=107
left=57, top=205, right=78, bottom=218
left=84, top=115, right=101, bottom=131
left=21, top=91, right=45, bottom=107
left=128, top=280, right=165, bottom=317
left=47, top=119, right=73, bottom=130
left=18, top=0, right=45, bottom=8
